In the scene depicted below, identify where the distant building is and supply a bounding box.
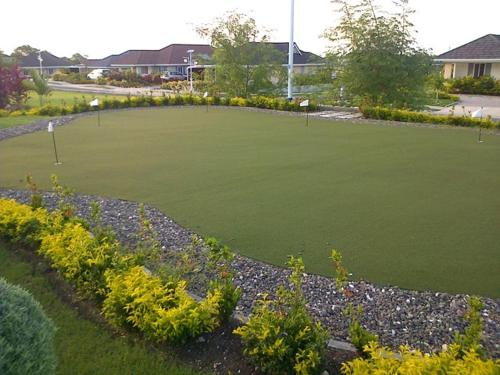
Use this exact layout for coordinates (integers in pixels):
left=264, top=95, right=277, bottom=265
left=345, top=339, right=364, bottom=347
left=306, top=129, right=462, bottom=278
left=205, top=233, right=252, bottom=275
left=86, top=42, right=324, bottom=76
left=435, top=34, right=500, bottom=79
left=17, top=51, right=79, bottom=76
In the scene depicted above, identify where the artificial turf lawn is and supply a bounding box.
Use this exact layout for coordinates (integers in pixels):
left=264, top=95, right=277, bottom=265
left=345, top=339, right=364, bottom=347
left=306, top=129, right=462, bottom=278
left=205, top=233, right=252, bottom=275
left=0, top=244, right=200, bottom=375
left=1, top=107, right=499, bottom=297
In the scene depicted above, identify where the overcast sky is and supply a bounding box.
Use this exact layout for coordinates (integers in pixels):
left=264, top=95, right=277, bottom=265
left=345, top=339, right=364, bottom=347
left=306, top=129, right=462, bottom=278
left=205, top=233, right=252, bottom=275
left=1, top=0, right=499, bottom=59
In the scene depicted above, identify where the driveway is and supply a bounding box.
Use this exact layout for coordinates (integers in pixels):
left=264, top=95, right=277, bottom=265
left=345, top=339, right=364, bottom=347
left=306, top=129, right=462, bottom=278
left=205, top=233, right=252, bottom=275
left=434, top=94, right=500, bottom=120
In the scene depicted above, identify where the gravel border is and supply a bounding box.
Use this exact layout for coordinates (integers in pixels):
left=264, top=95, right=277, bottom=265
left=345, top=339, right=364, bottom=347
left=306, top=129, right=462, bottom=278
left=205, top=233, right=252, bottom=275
left=1, top=189, right=498, bottom=358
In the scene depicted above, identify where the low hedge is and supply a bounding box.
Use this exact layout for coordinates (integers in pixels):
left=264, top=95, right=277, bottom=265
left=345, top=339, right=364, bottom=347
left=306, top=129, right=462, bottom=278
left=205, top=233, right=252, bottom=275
left=361, top=106, right=499, bottom=129
left=0, top=198, right=234, bottom=344
left=4, top=95, right=317, bottom=118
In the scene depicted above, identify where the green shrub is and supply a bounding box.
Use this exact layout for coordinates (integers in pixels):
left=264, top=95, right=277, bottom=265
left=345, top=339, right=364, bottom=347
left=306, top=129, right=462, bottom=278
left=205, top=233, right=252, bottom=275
left=449, top=76, right=500, bottom=95
left=102, top=266, right=223, bottom=343
left=0, top=278, right=57, bottom=375
left=344, top=304, right=378, bottom=358
left=341, top=342, right=499, bottom=374
left=234, top=256, right=328, bottom=375
left=205, top=237, right=241, bottom=322
left=453, top=296, right=485, bottom=358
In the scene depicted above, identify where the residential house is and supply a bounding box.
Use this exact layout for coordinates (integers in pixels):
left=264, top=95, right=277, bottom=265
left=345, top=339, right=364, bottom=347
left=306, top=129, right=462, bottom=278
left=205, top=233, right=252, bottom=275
left=435, top=34, right=500, bottom=79
left=86, top=42, right=323, bottom=76
left=17, top=51, right=79, bottom=76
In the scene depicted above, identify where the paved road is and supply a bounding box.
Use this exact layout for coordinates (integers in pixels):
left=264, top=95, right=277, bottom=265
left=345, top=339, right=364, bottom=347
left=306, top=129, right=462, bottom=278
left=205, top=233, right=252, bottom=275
left=435, top=94, right=500, bottom=120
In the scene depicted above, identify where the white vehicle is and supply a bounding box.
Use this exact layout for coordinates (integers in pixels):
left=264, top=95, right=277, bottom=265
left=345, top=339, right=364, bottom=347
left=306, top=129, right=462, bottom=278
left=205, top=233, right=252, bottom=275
left=87, top=69, right=110, bottom=80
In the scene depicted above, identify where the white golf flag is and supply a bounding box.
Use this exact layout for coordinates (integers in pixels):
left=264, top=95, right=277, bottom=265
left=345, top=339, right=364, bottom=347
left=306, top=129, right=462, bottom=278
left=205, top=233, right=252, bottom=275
left=90, top=98, right=99, bottom=107
left=47, top=121, right=54, bottom=133
left=300, top=99, right=309, bottom=107
left=203, top=92, right=208, bottom=98
left=471, top=108, right=483, bottom=118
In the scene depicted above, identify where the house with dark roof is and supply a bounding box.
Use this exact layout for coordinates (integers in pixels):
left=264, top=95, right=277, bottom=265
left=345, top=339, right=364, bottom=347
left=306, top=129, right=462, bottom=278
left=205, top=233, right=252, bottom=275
left=18, top=51, right=79, bottom=75
left=86, top=42, right=323, bottom=76
left=435, top=34, right=500, bottom=79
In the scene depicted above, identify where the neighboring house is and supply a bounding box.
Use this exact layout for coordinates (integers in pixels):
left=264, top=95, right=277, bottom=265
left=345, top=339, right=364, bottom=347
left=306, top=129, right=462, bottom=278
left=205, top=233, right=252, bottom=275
left=17, top=51, right=79, bottom=76
left=435, top=34, right=500, bottom=79
left=85, top=42, right=323, bottom=76
left=86, top=44, right=213, bottom=76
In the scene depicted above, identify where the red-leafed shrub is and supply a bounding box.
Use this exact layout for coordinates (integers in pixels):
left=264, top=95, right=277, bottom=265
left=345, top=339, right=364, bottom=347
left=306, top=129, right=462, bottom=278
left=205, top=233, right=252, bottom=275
left=0, top=65, right=28, bottom=109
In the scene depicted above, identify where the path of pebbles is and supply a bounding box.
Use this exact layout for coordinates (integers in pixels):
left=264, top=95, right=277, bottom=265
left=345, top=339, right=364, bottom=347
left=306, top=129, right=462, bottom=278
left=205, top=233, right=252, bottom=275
left=1, top=189, right=498, bottom=358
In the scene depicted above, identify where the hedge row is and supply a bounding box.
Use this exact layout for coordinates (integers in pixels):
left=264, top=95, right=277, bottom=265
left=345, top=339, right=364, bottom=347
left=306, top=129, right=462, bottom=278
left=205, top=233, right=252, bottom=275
left=6, top=95, right=317, bottom=118
left=361, top=106, right=499, bottom=129
left=0, top=198, right=233, bottom=343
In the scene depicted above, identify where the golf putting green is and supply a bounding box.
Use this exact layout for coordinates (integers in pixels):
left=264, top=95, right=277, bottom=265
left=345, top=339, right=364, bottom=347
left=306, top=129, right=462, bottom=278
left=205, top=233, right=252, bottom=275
left=1, top=107, right=499, bottom=297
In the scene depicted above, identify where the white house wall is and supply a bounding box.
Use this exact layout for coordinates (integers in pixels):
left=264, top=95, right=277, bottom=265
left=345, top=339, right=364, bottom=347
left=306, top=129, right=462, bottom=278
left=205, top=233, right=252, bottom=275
left=491, top=63, right=500, bottom=79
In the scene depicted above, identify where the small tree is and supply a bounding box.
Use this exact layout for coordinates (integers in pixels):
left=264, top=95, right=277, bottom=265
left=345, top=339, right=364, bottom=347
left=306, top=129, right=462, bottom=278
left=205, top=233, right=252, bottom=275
left=28, top=69, right=52, bottom=106
left=324, top=0, right=432, bottom=108
left=197, top=12, right=284, bottom=97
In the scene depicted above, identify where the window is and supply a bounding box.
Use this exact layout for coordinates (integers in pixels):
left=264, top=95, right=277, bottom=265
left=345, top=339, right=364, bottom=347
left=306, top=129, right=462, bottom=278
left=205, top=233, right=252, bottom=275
left=469, top=63, right=492, bottom=78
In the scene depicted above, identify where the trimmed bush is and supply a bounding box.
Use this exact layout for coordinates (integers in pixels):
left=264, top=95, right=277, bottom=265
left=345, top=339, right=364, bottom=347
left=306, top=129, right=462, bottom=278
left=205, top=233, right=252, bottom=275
left=102, top=266, right=223, bottom=343
left=38, top=221, right=122, bottom=299
left=361, top=106, right=499, bottom=129
left=341, top=342, right=500, bottom=374
left=0, top=199, right=49, bottom=246
left=0, top=278, right=57, bottom=375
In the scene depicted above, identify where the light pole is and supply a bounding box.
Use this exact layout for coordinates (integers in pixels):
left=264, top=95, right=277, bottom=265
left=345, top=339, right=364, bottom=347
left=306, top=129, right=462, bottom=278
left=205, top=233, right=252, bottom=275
left=287, top=0, right=295, bottom=101
left=186, top=49, right=194, bottom=93
left=37, top=51, right=44, bottom=77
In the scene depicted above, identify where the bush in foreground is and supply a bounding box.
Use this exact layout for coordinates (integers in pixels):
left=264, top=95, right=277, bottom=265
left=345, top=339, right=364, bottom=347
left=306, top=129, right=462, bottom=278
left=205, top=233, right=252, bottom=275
left=234, top=256, right=328, bottom=375
left=0, top=278, right=57, bottom=375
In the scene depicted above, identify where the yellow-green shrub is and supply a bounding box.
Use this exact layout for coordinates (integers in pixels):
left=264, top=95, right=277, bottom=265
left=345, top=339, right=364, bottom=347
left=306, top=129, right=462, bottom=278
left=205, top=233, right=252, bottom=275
left=0, top=199, right=49, bottom=246
left=341, top=342, right=500, bottom=374
left=102, top=266, right=222, bottom=343
left=39, top=222, right=121, bottom=298
left=234, top=257, right=328, bottom=375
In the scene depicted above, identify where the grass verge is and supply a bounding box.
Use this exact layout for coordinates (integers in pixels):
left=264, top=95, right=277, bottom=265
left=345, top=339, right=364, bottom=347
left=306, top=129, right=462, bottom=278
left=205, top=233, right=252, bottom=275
left=0, top=243, right=200, bottom=375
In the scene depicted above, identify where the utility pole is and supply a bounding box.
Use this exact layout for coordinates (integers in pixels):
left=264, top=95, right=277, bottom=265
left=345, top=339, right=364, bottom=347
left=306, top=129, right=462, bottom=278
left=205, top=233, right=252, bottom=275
left=287, top=0, right=295, bottom=101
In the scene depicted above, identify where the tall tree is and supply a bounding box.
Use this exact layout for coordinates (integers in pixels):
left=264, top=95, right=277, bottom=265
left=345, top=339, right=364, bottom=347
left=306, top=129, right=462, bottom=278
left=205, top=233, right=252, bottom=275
left=12, top=45, right=40, bottom=60
left=70, top=53, right=88, bottom=65
left=197, top=12, right=284, bottom=97
left=324, top=0, right=431, bottom=108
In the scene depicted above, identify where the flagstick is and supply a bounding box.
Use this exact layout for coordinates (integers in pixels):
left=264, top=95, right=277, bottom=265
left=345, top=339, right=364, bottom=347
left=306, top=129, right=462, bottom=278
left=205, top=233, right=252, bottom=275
left=98, top=107, right=101, bottom=127
left=306, top=107, right=309, bottom=127
left=51, top=131, right=60, bottom=165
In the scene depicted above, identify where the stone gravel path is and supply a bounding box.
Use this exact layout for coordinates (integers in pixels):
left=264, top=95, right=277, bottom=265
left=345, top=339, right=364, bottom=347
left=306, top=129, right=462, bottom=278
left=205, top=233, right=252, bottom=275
left=1, top=189, right=498, bottom=358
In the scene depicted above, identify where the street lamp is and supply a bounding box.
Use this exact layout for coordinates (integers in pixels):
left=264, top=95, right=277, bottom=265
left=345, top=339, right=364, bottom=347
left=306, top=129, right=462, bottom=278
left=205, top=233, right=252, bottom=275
left=287, top=0, right=295, bottom=100
left=37, top=51, right=44, bottom=77
left=186, top=49, right=195, bottom=93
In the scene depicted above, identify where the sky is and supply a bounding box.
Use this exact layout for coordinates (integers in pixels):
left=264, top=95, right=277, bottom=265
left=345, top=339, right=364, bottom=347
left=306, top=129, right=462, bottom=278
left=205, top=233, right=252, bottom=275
left=1, top=0, right=499, bottom=59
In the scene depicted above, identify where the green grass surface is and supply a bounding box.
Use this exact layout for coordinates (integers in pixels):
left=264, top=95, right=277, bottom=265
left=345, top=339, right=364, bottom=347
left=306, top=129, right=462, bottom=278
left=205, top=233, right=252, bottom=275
left=0, top=244, right=199, bottom=375
left=1, top=107, right=499, bottom=297
left=0, top=115, right=49, bottom=129
left=27, top=90, right=126, bottom=108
